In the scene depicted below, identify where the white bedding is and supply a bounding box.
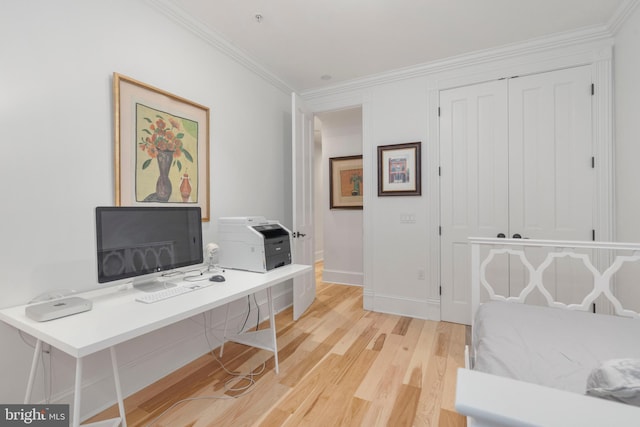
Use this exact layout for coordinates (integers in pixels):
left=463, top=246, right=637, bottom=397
left=473, top=301, right=640, bottom=393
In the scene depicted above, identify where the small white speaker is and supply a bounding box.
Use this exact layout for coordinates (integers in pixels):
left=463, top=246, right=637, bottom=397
left=205, top=242, right=219, bottom=271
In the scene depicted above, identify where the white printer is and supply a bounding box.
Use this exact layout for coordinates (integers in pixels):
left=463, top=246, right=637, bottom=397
left=218, top=217, right=292, bottom=273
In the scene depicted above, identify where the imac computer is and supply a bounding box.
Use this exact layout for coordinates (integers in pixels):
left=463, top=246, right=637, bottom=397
left=95, top=206, right=203, bottom=291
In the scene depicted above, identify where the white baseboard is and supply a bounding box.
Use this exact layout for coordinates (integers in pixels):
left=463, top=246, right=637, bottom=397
left=363, top=291, right=440, bottom=320
left=322, top=269, right=363, bottom=286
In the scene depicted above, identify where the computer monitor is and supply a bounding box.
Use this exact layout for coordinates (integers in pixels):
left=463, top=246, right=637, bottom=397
left=95, top=206, right=203, bottom=291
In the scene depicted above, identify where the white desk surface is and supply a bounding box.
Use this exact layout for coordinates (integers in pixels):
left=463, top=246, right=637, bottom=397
left=0, top=264, right=311, bottom=359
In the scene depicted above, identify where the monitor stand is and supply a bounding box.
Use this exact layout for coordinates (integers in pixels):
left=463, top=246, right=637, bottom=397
left=132, top=277, right=178, bottom=293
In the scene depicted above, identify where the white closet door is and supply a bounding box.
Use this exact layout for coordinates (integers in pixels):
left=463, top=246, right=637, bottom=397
left=508, top=66, right=594, bottom=302
left=440, top=80, right=509, bottom=325
left=439, top=66, right=594, bottom=325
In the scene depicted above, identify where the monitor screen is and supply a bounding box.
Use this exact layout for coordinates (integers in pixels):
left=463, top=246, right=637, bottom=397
left=95, top=206, right=203, bottom=284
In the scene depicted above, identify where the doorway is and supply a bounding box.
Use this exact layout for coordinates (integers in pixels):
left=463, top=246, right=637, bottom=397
left=314, top=107, right=365, bottom=286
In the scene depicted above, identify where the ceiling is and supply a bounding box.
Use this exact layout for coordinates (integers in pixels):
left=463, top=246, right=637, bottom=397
left=167, top=0, right=628, bottom=93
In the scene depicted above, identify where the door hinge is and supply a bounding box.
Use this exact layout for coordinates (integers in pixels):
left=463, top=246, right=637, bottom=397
left=592, top=156, right=595, bottom=168
left=439, top=226, right=442, bottom=236
left=438, top=166, right=441, bottom=176
left=592, top=229, right=596, bottom=241
left=439, top=285, right=442, bottom=296
left=592, top=302, right=596, bottom=313
left=438, top=107, right=441, bottom=117
left=591, top=83, right=595, bottom=96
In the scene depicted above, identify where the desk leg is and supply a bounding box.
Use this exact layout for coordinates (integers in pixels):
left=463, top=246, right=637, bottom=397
left=24, top=339, right=43, bottom=403
left=221, top=290, right=280, bottom=374
left=73, top=357, right=83, bottom=427
left=266, top=287, right=279, bottom=374
left=110, top=347, right=127, bottom=427
left=220, top=303, right=231, bottom=358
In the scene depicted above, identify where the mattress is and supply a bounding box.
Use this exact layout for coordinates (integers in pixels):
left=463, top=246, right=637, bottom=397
left=473, top=301, right=640, bottom=393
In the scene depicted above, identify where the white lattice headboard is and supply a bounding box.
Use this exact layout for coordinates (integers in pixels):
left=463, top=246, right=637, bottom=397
left=470, top=237, right=640, bottom=326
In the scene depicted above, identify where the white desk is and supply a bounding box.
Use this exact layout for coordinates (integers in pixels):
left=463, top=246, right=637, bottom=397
left=0, top=264, right=311, bottom=427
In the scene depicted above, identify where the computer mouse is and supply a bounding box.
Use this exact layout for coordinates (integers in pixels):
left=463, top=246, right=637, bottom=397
left=209, top=275, right=226, bottom=282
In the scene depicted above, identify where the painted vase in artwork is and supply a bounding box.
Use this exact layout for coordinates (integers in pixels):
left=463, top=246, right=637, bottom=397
left=180, top=172, right=192, bottom=202
left=155, top=150, right=173, bottom=202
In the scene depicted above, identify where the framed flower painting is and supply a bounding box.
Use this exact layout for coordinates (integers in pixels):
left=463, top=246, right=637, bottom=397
left=113, top=73, right=210, bottom=221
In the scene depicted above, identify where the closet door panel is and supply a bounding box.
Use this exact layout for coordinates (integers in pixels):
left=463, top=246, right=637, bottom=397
left=508, top=66, right=594, bottom=303
left=440, top=80, right=509, bottom=324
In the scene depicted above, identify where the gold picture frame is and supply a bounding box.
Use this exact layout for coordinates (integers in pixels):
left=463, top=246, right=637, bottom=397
left=113, top=73, right=210, bottom=221
left=377, top=142, right=421, bottom=196
left=330, top=155, right=363, bottom=209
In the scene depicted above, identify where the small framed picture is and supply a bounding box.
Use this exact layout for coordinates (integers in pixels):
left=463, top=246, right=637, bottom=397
left=377, top=142, right=422, bottom=196
left=329, top=155, right=363, bottom=209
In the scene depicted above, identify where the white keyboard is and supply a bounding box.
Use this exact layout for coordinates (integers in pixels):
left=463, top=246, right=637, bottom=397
left=135, top=283, right=210, bottom=304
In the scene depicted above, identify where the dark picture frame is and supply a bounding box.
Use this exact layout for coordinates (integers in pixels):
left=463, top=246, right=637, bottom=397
left=329, top=155, right=363, bottom=209
left=377, top=142, right=422, bottom=196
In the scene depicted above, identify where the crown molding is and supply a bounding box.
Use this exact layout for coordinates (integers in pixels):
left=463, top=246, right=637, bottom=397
left=301, top=25, right=614, bottom=99
left=607, top=0, right=640, bottom=34
left=147, top=0, right=295, bottom=94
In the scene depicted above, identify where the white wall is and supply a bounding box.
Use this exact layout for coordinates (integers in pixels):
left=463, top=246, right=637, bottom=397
left=318, top=108, right=363, bottom=285
left=314, top=121, right=324, bottom=261
left=367, top=79, right=433, bottom=315
left=0, top=0, right=291, bottom=419
left=612, top=4, right=640, bottom=310
left=614, top=4, right=640, bottom=242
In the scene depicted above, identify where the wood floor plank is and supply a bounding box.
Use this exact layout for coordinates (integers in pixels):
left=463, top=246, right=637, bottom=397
left=301, top=349, right=378, bottom=426
left=363, top=322, right=424, bottom=426
left=279, top=327, right=346, bottom=387
left=203, top=375, right=289, bottom=426
left=366, top=314, right=402, bottom=351
left=441, top=322, right=467, bottom=412
left=268, top=355, right=343, bottom=426
left=388, top=383, right=422, bottom=427
left=353, top=333, right=403, bottom=401
left=439, top=408, right=467, bottom=427
left=415, top=324, right=454, bottom=426
left=330, top=312, right=377, bottom=355
left=338, top=396, right=370, bottom=427
left=87, top=262, right=467, bottom=427
left=403, top=320, right=438, bottom=387
left=271, top=353, right=342, bottom=416
left=391, top=316, right=412, bottom=336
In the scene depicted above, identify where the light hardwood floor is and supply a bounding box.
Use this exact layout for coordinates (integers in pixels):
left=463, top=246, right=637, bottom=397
left=88, top=263, right=467, bottom=426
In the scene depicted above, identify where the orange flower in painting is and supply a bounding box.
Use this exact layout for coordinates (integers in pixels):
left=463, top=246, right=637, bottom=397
left=169, top=117, right=180, bottom=129
left=138, top=112, right=194, bottom=172
left=146, top=145, right=158, bottom=158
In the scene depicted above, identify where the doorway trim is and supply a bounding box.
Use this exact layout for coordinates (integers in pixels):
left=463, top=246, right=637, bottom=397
left=305, top=92, right=372, bottom=307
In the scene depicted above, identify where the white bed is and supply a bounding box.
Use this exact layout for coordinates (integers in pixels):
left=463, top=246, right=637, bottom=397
left=455, top=237, right=640, bottom=427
